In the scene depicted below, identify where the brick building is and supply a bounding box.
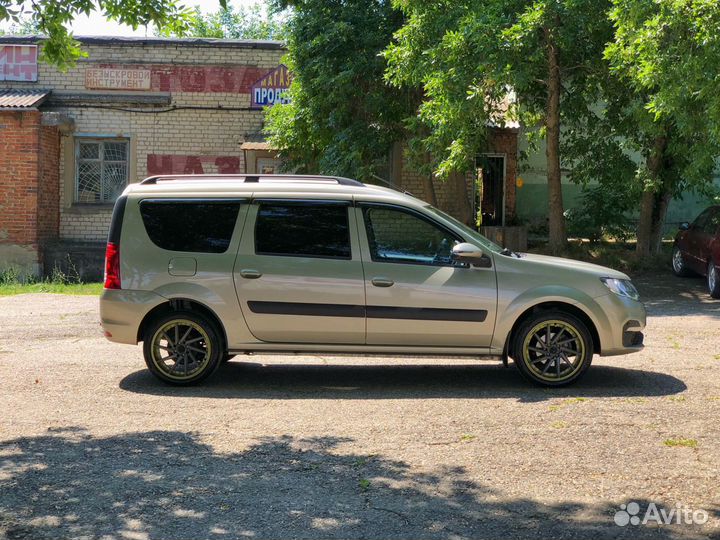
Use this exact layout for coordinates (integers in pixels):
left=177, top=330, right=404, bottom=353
left=0, top=36, right=518, bottom=279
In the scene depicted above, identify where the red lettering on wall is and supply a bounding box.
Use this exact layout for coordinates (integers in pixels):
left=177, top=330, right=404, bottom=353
left=146, top=154, right=243, bottom=175
left=215, top=156, right=240, bottom=174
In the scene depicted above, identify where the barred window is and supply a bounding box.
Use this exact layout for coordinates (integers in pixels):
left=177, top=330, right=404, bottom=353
left=75, top=139, right=129, bottom=203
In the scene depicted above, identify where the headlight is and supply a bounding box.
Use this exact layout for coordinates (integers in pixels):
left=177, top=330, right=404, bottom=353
left=600, top=277, right=640, bottom=301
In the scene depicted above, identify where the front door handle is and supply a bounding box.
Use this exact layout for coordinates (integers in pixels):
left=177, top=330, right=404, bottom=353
left=371, top=277, right=394, bottom=288
left=240, top=269, right=262, bottom=279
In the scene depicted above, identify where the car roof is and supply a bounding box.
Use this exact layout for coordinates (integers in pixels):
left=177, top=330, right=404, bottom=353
left=124, top=174, right=426, bottom=207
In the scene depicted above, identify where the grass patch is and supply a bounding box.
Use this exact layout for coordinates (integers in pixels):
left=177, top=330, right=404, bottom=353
left=459, top=434, right=476, bottom=443
left=551, top=421, right=569, bottom=429
left=663, top=438, right=698, bottom=448
left=0, top=264, right=102, bottom=296
left=358, top=478, right=371, bottom=492
left=0, top=282, right=103, bottom=296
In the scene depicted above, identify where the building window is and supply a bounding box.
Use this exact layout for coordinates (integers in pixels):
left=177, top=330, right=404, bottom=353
left=75, top=139, right=129, bottom=203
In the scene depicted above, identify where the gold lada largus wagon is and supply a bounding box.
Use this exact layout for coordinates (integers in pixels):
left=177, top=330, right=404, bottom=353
left=100, top=174, right=646, bottom=387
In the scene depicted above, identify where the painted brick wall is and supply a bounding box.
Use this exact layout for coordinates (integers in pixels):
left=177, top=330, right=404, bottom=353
left=0, top=110, right=60, bottom=273
left=38, top=125, right=60, bottom=243
left=5, top=40, right=286, bottom=243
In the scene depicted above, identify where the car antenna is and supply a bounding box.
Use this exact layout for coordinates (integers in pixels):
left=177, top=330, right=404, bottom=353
left=370, top=174, right=414, bottom=196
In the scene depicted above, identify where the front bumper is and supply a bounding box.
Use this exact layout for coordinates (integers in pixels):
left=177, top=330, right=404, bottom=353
left=594, top=293, right=646, bottom=356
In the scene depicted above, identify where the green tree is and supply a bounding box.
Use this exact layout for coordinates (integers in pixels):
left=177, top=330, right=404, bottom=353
left=158, top=3, right=287, bottom=41
left=0, top=0, right=197, bottom=67
left=385, top=0, right=613, bottom=252
left=264, top=0, right=417, bottom=184
left=601, top=0, right=720, bottom=256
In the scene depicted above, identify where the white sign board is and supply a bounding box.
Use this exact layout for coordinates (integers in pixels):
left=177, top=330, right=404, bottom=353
left=85, top=68, right=152, bottom=90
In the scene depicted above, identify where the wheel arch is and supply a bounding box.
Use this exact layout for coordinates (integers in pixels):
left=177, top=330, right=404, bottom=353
left=505, top=301, right=601, bottom=358
left=137, top=298, right=228, bottom=351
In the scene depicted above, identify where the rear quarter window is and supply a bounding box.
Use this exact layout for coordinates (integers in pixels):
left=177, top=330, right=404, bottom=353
left=139, top=199, right=242, bottom=253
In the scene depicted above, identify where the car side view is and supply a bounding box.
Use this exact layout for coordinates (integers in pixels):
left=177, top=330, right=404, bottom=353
left=672, top=205, right=720, bottom=298
left=100, top=174, right=646, bottom=387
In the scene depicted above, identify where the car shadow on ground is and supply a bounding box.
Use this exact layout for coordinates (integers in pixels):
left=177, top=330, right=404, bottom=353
left=1, top=429, right=711, bottom=540
left=119, top=363, right=686, bottom=402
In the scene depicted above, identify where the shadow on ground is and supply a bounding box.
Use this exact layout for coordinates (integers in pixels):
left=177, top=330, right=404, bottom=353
left=634, top=271, right=720, bottom=318
left=0, top=430, right=707, bottom=540
left=120, top=363, right=686, bottom=402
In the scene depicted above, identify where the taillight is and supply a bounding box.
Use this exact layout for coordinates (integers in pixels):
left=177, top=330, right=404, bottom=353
left=104, top=242, right=121, bottom=289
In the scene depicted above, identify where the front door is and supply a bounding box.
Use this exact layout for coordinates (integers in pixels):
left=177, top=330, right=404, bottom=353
left=357, top=203, right=497, bottom=348
left=233, top=199, right=366, bottom=344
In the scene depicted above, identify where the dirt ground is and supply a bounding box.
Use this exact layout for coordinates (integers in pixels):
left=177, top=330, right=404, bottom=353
left=0, top=271, right=718, bottom=540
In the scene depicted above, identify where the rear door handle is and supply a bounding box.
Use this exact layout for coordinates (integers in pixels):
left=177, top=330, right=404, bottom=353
left=240, top=269, right=262, bottom=279
left=371, top=277, right=394, bottom=288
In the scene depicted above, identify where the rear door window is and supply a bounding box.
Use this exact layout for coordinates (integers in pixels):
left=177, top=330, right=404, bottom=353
left=254, top=201, right=351, bottom=259
left=140, top=199, right=243, bottom=253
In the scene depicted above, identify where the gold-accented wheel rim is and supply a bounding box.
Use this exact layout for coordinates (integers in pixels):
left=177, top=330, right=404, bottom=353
left=522, top=320, right=586, bottom=382
left=150, top=319, right=212, bottom=380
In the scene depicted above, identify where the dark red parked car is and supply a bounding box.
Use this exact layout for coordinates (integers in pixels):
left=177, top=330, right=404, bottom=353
left=672, top=205, right=720, bottom=298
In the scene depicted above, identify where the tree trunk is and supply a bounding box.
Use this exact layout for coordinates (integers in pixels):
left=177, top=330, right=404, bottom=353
left=544, top=25, right=566, bottom=254
left=391, top=141, right=404, bottom=189
left=636, top=135, right=670, bottom=256
left=450, top=171, right=474, bottom=225
left=422, top=174, right=438, bottom=207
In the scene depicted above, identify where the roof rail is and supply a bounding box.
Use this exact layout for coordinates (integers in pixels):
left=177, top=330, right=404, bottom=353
left=139, top=174, right=364, bottom=187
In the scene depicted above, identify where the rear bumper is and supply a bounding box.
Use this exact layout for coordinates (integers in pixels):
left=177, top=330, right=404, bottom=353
left=594, top=293, right=646, bottom=357
left=99, top=289, right=167, bottom=344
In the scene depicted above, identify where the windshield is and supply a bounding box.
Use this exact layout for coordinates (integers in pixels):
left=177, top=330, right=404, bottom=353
left=425, top=206, right=503, bottom=254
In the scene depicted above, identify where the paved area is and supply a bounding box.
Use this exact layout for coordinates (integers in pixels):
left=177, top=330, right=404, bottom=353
left=0, top=271, right=718, bottom=539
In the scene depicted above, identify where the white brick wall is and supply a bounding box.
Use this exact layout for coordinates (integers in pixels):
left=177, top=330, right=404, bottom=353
left=6, top=39, right=285, bottom=242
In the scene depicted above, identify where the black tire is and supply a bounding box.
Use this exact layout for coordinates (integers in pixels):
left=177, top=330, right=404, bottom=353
left=222, top=354, right=235, bottom=363
left=708, top=260, right=720, bottom=299
left=142, top=310, right=223, bottom=385
left=672, top=245, right=692, bottom=277
left=511, top=310, right=594, bottom=387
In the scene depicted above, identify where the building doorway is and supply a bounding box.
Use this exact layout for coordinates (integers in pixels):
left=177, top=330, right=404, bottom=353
left=476, top=155, right=505, bottom=226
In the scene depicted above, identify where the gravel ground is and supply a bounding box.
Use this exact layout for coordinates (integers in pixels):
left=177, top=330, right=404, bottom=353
left=0, top=271, right=718, bottom=540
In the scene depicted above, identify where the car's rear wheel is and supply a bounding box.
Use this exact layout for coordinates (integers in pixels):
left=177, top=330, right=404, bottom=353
left=672, top=245, right=692, bottom=277
left=708, top=261, right=720, bottom=299
left=143, top=311, right=222, bottom=385
left=512, top=311, right=593, bottom=387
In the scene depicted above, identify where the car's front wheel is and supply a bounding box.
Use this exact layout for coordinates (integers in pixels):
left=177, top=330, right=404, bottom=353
left=511, top=311, right=593, bottom=387
left=708, top=261, right=720, bottom=299
left=143, top=311, right=223, bottom=385
left=672, top=245, right=692, bottom=277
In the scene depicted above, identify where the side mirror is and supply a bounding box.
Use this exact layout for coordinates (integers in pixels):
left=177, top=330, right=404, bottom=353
left=679, top=222, right=690, bottom=231
left=451, top=242, right=487, bottom=265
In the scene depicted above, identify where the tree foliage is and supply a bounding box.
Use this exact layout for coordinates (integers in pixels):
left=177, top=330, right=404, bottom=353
left=583, top=0, right=720, bottom=254
left=264, top=0, right=417, bottom=182
left=385, top=0, right=613, bottom=251
left=0, top=0, right=199, bottom=67
left=158, top=3, right=287, bottom=41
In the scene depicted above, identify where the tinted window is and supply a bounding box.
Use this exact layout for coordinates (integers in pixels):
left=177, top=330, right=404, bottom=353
left=255, top=202, right=351, bottom=259
left=702, top=208, right=720, bottom=234
left=362, top=205, right=461, bottom=266
left=140, top=199, right=241, bottom=253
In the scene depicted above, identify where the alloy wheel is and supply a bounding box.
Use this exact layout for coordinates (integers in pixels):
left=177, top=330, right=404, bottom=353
left=672, top=247, right=684, bottom=273
left=521, top=320, right=586, bottom=383
left=149, top=319, right=213, bottom=381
